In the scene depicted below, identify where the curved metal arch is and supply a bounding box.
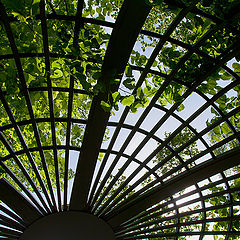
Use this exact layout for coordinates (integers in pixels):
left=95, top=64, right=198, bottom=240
left=106, top=147, right=240, bottom=227
left=118, top=171, right=240, bottom=230
left=0, top=0, right=240, bottom=239
left=89, top=2, right=203, bottom=209
left=2, top=145, right=160, bottom=183
left=91, top=37, right=240, bottom=215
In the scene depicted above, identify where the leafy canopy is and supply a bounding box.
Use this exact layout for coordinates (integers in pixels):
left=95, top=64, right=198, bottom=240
left=0, top=0, right=239, bottom=222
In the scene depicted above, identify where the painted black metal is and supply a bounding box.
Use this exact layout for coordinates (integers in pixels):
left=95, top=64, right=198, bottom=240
left=0, top=179, right=42, bottom=225
left=19, top=212, right=115, bottom=240
left=92, top=14, right=240, bottom=215
left=39, top=0, right=62, bottom=210
left=69, top=0, right=152, bottom=211
left=107, top=147, right=240, bottom=228
left=0, top=0, right=239, bottom=239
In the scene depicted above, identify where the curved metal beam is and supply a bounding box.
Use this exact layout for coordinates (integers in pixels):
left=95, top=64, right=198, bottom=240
left=0, top=179, right=42, bottom=226
left=69, top=0, right=152, bottom=211
left=107, top=147, right=240, bottom=229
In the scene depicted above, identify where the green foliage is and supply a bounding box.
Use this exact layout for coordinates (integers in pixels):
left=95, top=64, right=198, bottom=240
left=0, top=4, right=240, bottom=237
left=152, top=127, right=240, bottom=238
left=0, top=0, right=108, bottom=189
left=154, top=128, right=199, bottom=176
left=204, top=171, right=240, bottom=240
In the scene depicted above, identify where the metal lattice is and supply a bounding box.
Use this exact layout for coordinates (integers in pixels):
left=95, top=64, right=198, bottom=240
left=0, top=0, right=240, bottom=239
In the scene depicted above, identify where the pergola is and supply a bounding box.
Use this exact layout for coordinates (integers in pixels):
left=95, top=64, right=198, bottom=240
left=0, top=0, right=240, bottom=239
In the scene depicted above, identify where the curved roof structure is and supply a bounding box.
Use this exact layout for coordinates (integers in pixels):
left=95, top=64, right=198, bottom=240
left=0, top=0, right=240, bottom=239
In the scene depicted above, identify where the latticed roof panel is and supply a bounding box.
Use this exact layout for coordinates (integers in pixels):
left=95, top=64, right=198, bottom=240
left=0, top=0, right=240, bottom=239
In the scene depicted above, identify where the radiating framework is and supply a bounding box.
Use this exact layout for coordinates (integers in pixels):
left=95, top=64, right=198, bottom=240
left=0, top=0, right=240, bottom=239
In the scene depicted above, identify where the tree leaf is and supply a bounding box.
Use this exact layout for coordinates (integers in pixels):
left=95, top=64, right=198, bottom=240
left=123, top=78, right=135, bottom=90
left=33, top=0, right=41, bottom=4
left=125, top=65, right=132, bottom=77
left=112, top=92, right=120, bottom=103
left=232, top=62, right=240, bottom=71
left=121, top=95, right=135, bottom=106
left=100, top=101, right=111, bottom=112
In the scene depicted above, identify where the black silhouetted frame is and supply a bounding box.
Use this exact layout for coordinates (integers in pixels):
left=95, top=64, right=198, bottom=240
left=0, top=0, right=240, bottom=239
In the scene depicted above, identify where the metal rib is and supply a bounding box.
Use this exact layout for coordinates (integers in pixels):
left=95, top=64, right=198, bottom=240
left=107, top=147, right=240, bottom=228
left=0, top=178, right=42, bottom=225
left=69, top=0, right=152, bottom=211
